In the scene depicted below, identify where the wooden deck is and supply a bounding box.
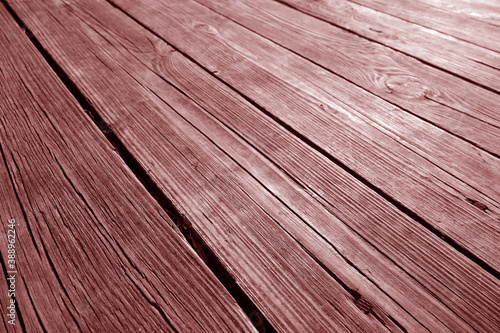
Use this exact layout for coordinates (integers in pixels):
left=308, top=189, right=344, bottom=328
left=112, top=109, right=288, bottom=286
left=1, top=0, right=499, bottom=331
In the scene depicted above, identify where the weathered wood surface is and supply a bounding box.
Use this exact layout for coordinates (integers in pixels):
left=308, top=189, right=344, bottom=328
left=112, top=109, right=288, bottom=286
left=2, top=0, right=500, bottom=332
left=2, top=0, right=406, bottom=332
left=190, top=0, right=500, bottom=207
left=101, top=0, right=500, bottom=272
left=350, top=0, right=500, bottom=51
left=278, top=0, right=500, bottom=84
left=5, top=0, right=497, bottom=331
left=0, top=4, right=257, bottom=332
left=384, top=0, right=500, bottom=32
left=190, top=0, right=500, bottom=203
left=196, top=0, right=500, bottom=156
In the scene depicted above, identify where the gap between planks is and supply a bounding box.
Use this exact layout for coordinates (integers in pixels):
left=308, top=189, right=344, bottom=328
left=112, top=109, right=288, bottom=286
left=2, top=0, right=404, bottom=331
left=195, top=0, right=500, bottom=157
left=7, top=0, right=500, bottom=330
left=108, top=0, right=500, bottom=268
left=0, top=3, right=258, bottom=332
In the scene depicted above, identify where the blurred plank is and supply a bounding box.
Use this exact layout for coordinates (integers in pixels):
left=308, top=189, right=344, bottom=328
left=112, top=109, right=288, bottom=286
left=104, top=0, right=500, bottom=270
left=352, top=0, right=500, bottom=47
left=3, top=0, right=397, bottom=331
left=197, top=0, right=500, bottom=155
left=0, top=4, right=256, bottom=332
left=8, top=0, right=500, bottom=331
left=419, top=0, right=500, bottom=26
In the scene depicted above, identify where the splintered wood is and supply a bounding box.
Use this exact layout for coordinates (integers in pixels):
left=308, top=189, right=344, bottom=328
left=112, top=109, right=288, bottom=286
left=1, top=0, right=499, bottom=332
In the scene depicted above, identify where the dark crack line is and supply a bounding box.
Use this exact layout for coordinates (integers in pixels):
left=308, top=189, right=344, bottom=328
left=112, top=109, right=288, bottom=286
left=2, top=0, right=276, bottom=330
left=23, top=279, right=50, bottom=333
left=346, top=0, right=500, bottom=55
left=196, top=0, right=500, bottom=162
left=122, top=268, right=178, bottom=333
left=0, top=242, right=27, bottom=333
left=0, top=146, right=27, bottom=333
left=228, top=177, right=411, bottom=331
left=271, top=0, right=500, bottom=96
left=91, top=2, right=475, bottom=331
left=105, top=0, right=500, bottom=281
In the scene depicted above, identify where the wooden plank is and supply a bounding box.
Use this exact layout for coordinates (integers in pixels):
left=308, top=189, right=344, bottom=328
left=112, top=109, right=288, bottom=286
left=196, top=0, right=500, bottom=156
left=422, top=0, right=500, bottom=22
left=2, top=1, right=399, bottom=332
left=53, top=3, right=489, bottom=332
left=9, top=0, right=500, bottom=331
left=102, top=0, right=500, bottom=268
left=283, top=0, right=500, bottom=83
left=75, top=0, right=500, bottom=331
left=85, top=6, right=497, bottom=328
left=0, top=205, right=26, bottom=333
left=193, top=0, right=500, bottom=204
left=0, top=5, right=257, bottom=332
left=124, top=39, right=500, bottom=333
left=351, top=0, right=500, bottom=47
left=275, top=0, right=500, bottom=83
left=40, top=2, right=477, bottom=332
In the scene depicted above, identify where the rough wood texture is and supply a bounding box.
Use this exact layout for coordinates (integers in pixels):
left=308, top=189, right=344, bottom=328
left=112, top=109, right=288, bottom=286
left=277, top=0, right=500, bottom=86
left=101, top=0, right=500, bottom=272
left=5, top=0, right=500, bottom=331
left=426, top=0, right=500, bottom=24
left=55, top=0, right=500, bottom=331
left=191, top=0, right=500, bottom=208
left=190, top=0, right=500, bottom=203
left=196, top=0, right=500, bottom=156
left=2, top=0, right=401, bottom=331
left=350, top=0, right=500, bottom=51
left=0, top=4, right=256, bottom=332
left=2, top=0, right=500, bottom=332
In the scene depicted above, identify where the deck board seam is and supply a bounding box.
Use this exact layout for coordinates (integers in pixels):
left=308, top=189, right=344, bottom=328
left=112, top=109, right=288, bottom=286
left=1, top=3, right=276, bottom=331
left=0, top=144, right=29, bottom=333
left=125, top=61, right=418, bottom=331
left=194, top=0, right=500, bottom=161
left=267, top=0, right=500, bottom=96
left=104, top=0, right=500, bottom=281
left=4, top=0, right=500, bottom=330
left=346, top=0, right=500, bottom=54
left=239, top=184, right=414, bottom=331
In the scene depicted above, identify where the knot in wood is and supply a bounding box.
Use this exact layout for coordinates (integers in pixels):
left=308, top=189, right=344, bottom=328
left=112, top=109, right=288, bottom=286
left=385, top=76, right=436, bottom=99
left=193, top=22, right=218, bottom=35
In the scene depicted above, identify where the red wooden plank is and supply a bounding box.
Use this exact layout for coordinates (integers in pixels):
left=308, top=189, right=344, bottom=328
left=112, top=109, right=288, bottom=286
left=197, top=0, right=500, bottom=155
left=351, top=0, right=500, bottom=50
left=424, top=0, right=500, bottom=23
left=0, top=4, right=256, bottom=332
left=103, top=0, right=500, bottom=268
left=7, top=0, right=500, bottom=331
left=2, top=0, right=397, bottom=331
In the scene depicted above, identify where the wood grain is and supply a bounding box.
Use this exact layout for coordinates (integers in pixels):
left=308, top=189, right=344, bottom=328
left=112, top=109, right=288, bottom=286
left=4, top=0, right=500, bottom=331
left=68, top=1, right=498, bottom=331
left=190, top=0, right=500, bottom=206
left=8, top=0, right=500, bottom=331
left=0, top=4, right=256, bottom=332
left=411, top=0, right=500, bottom=22
left=279, top=0, right=500, bottom=79
left=142, top=36, right=500, bottom=333
left=3, top=0, right=398, bottom=331
left=197, top=0, right=500, bottom=155
left=351, top=0, right=500, bottom=49
left=103, top=0, right=500, bottom=269
left=56, top=2, right=491, bottom=331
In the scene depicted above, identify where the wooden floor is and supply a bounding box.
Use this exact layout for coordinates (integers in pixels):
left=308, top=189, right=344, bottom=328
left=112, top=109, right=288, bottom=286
left=1, top=0, right=499, bottom=331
